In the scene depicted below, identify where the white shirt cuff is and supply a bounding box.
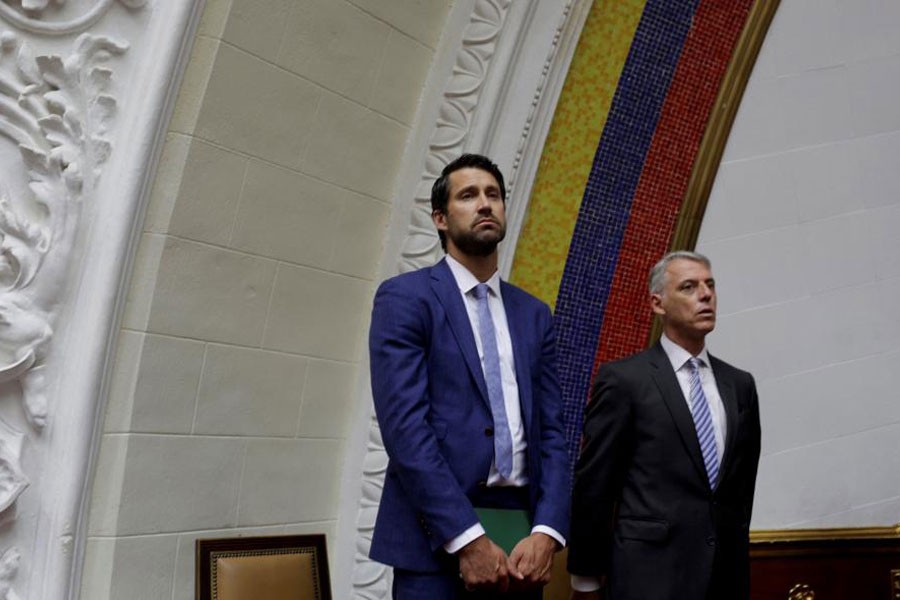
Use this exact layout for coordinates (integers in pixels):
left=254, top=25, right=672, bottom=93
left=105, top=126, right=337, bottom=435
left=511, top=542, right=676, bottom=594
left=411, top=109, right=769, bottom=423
left=570, top=575, right=601, bottom=592
left=444, top=523, right=565, bottom=554
left=531, top=524, right=565, bottom=548
left=444, top=523, right=485, bottom=554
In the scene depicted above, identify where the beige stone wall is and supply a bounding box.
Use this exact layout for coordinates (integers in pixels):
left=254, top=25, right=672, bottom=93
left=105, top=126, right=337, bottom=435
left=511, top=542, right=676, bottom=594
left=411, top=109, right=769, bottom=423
left=80, top=1, right=451, bottom=598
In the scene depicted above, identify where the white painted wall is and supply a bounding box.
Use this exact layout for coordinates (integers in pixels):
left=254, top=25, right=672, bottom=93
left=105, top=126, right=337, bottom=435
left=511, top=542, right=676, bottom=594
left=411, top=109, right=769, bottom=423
left=698, top=0, right=900, bottom=529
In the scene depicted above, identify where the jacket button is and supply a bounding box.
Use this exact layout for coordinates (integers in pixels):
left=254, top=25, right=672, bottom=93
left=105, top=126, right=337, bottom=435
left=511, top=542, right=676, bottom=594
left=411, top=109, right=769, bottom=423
left=484, top=427, right=494, bottom=436
left=706, top=536, right=716, bottom=546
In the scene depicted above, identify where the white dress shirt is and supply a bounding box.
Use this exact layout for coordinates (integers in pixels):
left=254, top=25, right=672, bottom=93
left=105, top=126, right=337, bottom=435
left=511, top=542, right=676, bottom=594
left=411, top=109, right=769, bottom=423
left=570, top=334, right=727, bottom=592
left=443, top=255, right=564, bottom=553
left=659, top=334, right=727, bottom=464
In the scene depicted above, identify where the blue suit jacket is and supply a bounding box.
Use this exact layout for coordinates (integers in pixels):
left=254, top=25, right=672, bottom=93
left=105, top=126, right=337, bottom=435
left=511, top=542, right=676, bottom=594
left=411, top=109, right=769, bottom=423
left=368, top=258, right=571, bottom=572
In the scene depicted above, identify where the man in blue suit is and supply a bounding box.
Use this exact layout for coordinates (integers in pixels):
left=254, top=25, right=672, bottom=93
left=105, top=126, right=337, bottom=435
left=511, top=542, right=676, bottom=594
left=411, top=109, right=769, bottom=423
left=369, top=154, right=570, bottom=599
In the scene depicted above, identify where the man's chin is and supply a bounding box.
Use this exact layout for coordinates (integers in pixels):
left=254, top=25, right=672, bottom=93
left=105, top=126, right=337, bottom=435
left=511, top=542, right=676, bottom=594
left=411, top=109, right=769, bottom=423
left=695, top=321, right=716, bottom=335
left=452, top=233, right=504, bottom=256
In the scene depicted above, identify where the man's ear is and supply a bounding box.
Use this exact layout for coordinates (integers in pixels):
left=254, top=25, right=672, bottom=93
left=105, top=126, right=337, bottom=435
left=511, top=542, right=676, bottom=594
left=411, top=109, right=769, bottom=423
left=650, top=293, right=665, bottom=316
left=432, top=209, right=447, bottom=231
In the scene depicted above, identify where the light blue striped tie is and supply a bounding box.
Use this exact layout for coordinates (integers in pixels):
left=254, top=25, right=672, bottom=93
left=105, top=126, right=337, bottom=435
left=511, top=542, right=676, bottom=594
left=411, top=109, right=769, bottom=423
left=472, top=283, right=513, bottom=479
left=688, top=357, right=719, bottom=487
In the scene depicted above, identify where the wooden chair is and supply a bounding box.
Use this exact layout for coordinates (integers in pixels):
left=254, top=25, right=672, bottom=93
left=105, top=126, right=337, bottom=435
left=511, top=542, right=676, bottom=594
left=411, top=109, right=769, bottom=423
left=196, top=534, right=331, bottom=600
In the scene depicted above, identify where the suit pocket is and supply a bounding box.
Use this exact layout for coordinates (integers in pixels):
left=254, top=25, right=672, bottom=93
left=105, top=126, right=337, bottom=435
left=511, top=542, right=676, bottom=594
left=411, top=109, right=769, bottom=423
left=616, top=517, right=670, bottom=543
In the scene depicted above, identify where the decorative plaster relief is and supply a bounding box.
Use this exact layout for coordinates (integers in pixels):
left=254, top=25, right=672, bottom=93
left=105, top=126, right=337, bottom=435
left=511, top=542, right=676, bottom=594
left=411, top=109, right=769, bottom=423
left=397, top=0, right=512, bottom=275
left=0, top=419, right=25, bottom=514
left=0, top=0, right=145, bottom=35
left=0, top=31, right=127, bottom=598
left=0, top=32, right=126, bottom=427
left=0, top=547, right=20, bottom=600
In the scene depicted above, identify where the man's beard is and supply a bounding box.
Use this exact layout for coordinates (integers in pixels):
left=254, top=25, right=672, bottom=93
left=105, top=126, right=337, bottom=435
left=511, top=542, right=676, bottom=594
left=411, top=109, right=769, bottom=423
left=448, top=226, right=506, bottom=257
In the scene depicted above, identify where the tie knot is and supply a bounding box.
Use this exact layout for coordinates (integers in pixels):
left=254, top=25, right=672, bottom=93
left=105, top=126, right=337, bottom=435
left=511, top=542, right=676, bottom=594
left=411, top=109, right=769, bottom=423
left=472, top=283, right=490, bottom=300
left=688, top=357, right=702, bottom=372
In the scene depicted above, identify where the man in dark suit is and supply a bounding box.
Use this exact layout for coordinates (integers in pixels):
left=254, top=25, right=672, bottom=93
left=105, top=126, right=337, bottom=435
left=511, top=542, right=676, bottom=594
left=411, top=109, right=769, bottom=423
left=568, top=251, right=761, bottom=600
left=369, top=154, right=570, bottom=599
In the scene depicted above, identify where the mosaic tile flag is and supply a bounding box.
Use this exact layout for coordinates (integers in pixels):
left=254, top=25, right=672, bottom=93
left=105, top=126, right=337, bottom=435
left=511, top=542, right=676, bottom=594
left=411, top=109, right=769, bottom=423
left=509, top=0, right=755, bottom=472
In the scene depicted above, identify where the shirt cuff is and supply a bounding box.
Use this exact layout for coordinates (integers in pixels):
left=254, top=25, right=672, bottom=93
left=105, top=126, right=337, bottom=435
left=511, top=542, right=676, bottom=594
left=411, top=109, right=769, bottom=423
left=444, top=523, right=485, bottom=554
left=570, top=575, right=601, bottom=592
left=531, top=525, right=565, bottom=548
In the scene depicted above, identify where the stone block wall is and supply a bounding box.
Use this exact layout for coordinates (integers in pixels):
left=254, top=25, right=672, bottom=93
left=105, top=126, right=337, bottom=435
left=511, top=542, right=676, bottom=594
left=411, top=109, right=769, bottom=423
left=80, top=1, right=451, bottom=598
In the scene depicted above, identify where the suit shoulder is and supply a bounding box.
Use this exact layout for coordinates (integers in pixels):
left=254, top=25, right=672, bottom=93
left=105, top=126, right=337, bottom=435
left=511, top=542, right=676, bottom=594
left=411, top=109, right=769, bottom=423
left=709, top=354, right=755, bottom=384
left=597, top=347, right=656, bottom=375
left=590, top=349, right=658, bottom=400
left=379, top=266, right=432, bottom=286
left=377, top=266, right=433, bottom=295
left=500, top=280, right=551, bottom=311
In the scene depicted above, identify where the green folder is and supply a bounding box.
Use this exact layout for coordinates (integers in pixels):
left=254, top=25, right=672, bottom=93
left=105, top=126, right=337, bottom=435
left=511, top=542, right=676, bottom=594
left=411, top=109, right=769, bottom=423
left=475, top=508, right=531, bottom=554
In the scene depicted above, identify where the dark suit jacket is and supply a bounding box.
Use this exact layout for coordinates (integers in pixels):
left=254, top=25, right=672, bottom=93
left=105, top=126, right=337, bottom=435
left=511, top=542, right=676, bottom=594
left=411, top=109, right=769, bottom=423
left=368, top=258, right=570, bottom=572
left=568, top=342, right=761, bottom=600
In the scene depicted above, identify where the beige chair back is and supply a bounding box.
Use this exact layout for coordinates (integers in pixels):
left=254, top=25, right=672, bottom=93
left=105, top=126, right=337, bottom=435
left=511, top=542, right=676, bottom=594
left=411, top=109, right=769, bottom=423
left=196, top=534, right=331, bottom=600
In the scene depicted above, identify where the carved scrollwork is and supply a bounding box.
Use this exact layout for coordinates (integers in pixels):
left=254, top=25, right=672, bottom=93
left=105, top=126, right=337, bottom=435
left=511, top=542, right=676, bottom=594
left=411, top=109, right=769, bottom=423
left=0, top=419, right=26, bottom=514
left=0, top=0, right=145, bottom=36
left=0, top=31, right=126, bottom=522
left=0, top=547, right=20, bottom=600
left=396, top=0, right=512, bottom=275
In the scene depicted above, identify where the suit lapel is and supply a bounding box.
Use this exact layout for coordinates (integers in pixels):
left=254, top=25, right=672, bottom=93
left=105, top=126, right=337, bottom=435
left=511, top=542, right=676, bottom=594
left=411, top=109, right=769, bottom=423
left=430, top=259, right=490, bottom=406
left=647, top=343, right=710, bottom=488
left=501, top=282, right=532, bottom=432
left=710, top=354, right=739, bottom=484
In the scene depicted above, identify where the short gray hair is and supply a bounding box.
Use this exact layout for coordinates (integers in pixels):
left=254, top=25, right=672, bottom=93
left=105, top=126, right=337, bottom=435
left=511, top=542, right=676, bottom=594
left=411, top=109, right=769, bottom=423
left=648, top=251, right=711, bottom=295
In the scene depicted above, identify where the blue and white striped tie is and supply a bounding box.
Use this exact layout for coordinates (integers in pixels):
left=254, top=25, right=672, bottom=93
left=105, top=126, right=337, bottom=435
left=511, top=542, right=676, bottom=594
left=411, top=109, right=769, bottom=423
left=472, top=283, right=513, bottom=479
left=688, top=357, right=719, bottom=487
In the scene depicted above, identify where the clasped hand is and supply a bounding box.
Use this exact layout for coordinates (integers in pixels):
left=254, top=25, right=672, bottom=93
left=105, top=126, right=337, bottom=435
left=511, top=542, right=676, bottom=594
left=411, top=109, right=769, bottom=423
left=458, top=532, right=557, bottom=592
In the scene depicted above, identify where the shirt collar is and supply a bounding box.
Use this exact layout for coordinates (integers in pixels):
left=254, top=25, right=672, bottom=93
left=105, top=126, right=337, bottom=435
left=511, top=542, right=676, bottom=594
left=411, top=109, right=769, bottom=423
left=660, top=333, right=711, bottom=372
left=445, top=254, right=502, bottom=297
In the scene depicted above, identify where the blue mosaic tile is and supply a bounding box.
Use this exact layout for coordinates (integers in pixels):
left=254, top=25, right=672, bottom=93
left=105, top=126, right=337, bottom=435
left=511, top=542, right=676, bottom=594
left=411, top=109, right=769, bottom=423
left=554, top=0, right=702, bottom=474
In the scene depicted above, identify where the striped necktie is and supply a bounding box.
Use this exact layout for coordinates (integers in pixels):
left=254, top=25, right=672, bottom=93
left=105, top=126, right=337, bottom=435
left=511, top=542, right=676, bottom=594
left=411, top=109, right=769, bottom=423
left=472, top=283, right=513, bottom=479
left=688, top=357, right=719, bottom=487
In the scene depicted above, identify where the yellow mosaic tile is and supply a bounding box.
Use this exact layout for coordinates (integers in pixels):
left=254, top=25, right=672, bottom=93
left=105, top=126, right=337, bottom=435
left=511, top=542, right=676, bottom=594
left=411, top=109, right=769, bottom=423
left=509, top=0, right=646, bottom=309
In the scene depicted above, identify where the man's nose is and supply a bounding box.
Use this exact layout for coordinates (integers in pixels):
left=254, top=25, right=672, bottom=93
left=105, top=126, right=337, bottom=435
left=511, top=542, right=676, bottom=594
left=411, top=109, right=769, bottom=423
left=476, top=193, right=492, bottom=211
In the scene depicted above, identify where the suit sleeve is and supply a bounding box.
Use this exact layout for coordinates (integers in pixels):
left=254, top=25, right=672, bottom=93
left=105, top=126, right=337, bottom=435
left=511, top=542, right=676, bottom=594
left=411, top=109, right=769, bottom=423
left=742, top=372, right=762, bottom=523
left=369, top=278, right=478, bottom=550
left=531, top=305, right=572, bottom=540
left=567, top=363, right=634, bottom=578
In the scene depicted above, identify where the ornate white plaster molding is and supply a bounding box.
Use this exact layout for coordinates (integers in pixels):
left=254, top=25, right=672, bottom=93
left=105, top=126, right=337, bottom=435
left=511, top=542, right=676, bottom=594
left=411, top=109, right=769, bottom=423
left=0, top=0, right=145, bottom=36
left=0, top=32, right=127, bottom=428
left=0, top=1, right=205, bottom=598
left=0, top=419, right=26, bottom=514
left=345, top=1, right=591, bottom=598
left=396, top=0, right=514, bottom=274
left=0, top=548, right=20, bottom=600
left=0, top=33, right=127, bottom=598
